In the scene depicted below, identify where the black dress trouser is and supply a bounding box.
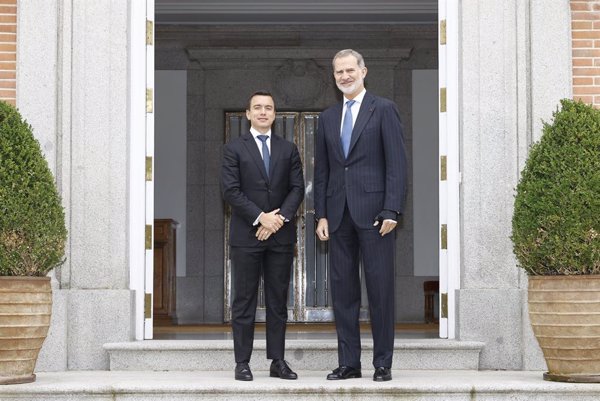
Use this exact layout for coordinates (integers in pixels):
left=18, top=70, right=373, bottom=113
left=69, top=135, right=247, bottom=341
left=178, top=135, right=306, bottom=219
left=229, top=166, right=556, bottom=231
left=231, top=244, right=293, bottom=363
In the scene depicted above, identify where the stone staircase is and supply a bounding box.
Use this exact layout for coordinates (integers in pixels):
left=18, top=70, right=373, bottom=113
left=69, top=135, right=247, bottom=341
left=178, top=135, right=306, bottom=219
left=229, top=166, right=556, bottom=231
left=4, top=338, right=600, bottom=400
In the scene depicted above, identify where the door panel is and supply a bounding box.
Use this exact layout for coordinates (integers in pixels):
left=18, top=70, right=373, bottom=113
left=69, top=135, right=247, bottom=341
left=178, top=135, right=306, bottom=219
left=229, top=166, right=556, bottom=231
left=299, top=113, right=333, bottom=321
left=224, top=111, right=369, bottom=322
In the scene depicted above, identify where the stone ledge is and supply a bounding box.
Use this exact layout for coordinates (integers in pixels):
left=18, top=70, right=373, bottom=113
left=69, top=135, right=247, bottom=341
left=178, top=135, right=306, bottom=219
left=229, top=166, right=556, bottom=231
left=2, top=370, right=600, bottom=401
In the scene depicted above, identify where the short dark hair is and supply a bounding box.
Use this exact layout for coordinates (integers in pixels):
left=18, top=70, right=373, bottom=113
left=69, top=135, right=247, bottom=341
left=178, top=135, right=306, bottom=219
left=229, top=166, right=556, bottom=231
left=247, top=90, right=274, bottom=111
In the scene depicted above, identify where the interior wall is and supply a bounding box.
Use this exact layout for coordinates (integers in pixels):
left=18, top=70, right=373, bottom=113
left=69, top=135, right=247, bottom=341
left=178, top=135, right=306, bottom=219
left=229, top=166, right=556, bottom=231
left=156, top=24, right=438, bottom=324
left=412, top=70, right=439, bottom=277
left=155, top=70, right=187, bottom=277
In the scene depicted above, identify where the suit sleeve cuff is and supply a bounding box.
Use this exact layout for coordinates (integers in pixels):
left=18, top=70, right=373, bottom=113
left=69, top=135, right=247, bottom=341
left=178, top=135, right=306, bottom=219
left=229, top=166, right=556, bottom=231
left=378, top=209, right=399, bottom=221
left=253, top=212, right=263, bottom=226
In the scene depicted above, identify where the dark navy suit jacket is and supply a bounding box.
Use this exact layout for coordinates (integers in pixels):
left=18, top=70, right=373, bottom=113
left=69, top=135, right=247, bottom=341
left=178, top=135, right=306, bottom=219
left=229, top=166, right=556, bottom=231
left=221, top=132, right=305, bottom=247
left=314, top=91, right=407, bottom=232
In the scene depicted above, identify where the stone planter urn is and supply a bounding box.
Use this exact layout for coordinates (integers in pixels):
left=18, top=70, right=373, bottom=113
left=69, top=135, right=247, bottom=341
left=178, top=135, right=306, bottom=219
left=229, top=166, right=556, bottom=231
left=0, top=277, right=52, bottom=384
left=529, top=276, right=600, bottom=382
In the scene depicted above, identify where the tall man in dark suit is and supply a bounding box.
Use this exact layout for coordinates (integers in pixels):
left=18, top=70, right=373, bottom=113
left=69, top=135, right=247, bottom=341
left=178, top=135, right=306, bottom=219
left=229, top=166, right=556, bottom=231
left=221, top=91, right=304, bottom=381
left=314, top=49, right=407, bottom=382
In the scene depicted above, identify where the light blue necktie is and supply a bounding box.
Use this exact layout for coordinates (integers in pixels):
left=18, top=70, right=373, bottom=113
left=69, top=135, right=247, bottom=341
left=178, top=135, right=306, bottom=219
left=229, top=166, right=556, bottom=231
left=341, top=100, right=356, bottom=157
left=257, top=135, right=270, bottom=177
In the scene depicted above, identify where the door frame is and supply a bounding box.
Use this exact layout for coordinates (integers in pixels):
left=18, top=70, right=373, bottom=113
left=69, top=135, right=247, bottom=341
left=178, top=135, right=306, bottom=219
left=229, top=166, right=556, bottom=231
left=438, top=0, right=460, bottom=339
left=132, top=0, right=460, bottom=339
left=130, top=0, right=155, bottom=340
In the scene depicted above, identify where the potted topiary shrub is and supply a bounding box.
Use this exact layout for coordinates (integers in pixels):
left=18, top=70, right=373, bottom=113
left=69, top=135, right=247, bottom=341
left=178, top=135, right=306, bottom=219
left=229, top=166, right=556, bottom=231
left=0, top=101, right=67, bottom=384
left=512, top=99, right=600, bottom=383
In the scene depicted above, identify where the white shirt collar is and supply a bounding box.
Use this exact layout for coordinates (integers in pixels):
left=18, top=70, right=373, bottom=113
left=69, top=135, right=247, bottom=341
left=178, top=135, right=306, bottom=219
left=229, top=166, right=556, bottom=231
left=250, top=127, right=271, bottom=138
left=344, top=89, right=366, bottom=106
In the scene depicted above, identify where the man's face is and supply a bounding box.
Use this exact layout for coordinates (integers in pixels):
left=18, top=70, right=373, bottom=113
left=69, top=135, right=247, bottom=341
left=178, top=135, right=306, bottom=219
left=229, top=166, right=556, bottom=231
left=246, top=95, right=275, bottom=133
left=333, top=55, right=367, bottom=98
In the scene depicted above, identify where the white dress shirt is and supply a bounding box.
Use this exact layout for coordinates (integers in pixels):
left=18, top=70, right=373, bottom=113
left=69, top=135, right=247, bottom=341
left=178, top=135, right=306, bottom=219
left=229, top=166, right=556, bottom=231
left=340, top=88, right=366, bottom=136
left=250, top=127, right=271, bottom=158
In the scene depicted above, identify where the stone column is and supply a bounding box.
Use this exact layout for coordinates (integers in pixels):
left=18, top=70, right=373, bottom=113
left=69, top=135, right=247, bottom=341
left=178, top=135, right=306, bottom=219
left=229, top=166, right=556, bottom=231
left=457, top=0, right=571, bottom=369
left=17, top=0, right=134, bottom=370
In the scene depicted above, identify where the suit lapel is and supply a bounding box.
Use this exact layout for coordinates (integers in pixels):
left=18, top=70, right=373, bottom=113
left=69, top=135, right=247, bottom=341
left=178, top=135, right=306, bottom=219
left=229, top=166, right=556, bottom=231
left=269, top=134, right=283, bottom=179
left=241, top=132, right=269, bottom=182
left=348, top=92, right=376, bottom=156
left=330, top=102, right=345, bottom=161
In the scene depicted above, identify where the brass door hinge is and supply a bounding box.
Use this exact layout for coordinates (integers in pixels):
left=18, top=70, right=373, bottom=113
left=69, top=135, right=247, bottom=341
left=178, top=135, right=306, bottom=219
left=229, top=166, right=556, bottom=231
left=441, top=293, right=448, bottom=318
left=441, top=224, right=448, bottom=250
left=440, top=87, right=447, bottom=113
left=146, top=20, right=154, bottom=45
left=440, top=19, right=447, bottom=45
left=440, top=155, right=447, bottom=181
left=145, top=224, right=152, bottom=250
left=146, top=88, right=153, bottom=113
left=144, top=293, right=152, bottom=319
left=145, top=156, right=153, bottom=181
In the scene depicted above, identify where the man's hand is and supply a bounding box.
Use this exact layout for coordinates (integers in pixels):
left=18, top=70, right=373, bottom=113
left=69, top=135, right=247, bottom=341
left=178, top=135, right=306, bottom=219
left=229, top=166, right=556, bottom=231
left=373, top=219, right=397, bottom=236
left=258, top=208, right=284, bottom=233
left=316, top=218, right=329, bottom=241
left=256, top=225, right=272, bottom=241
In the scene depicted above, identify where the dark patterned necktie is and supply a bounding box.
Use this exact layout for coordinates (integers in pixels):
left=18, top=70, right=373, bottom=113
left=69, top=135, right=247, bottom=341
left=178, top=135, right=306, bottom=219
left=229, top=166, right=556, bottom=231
left=257, top=135, right=270, bottom=176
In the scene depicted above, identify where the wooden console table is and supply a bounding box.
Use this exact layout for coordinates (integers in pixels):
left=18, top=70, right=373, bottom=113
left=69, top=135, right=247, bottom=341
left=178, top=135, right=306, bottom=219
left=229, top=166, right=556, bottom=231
left=154, top=219, right=178, bottom=325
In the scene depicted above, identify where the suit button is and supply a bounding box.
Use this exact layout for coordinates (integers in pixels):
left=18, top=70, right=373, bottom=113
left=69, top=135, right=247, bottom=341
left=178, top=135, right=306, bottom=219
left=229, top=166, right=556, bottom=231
left=345, top=167, right=348, bottom=171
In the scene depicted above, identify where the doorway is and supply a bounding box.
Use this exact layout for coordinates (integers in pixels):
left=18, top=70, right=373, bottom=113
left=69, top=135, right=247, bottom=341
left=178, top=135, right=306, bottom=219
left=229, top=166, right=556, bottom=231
left=130, top=0, right=460, bottom=339
left=154, top=36, right=439, bottom=327
left=148, top=2, right=454, bottom=340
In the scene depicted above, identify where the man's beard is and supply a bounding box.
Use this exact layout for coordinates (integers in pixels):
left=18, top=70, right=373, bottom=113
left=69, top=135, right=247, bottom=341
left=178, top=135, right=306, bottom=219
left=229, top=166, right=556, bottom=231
left=336, top=77, right=363, bottom=95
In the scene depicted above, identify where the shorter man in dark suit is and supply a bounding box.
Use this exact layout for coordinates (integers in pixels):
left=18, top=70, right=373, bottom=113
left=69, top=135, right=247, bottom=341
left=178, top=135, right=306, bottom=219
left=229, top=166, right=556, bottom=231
left=221, top=91, right=304, bottom=381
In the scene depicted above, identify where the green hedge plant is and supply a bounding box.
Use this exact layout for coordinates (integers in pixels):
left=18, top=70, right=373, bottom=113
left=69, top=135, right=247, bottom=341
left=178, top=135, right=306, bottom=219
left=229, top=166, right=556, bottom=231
left=0, top=101, right=67, bottom=276
left=512, top=99, right=600, bottom=275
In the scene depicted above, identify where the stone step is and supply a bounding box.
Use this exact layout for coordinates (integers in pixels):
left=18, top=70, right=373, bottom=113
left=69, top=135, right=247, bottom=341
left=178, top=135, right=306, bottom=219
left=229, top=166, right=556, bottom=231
left=2, top=370, right=600, bottom=401
left=103, top=339, right=484, bottom=371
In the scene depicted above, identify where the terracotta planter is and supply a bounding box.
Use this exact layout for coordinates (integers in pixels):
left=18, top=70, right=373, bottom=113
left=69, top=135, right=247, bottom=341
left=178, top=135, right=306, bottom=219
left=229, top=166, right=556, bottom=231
left=0, top=276, right=52, bottom=385
left=528, top=275, right=600, bottom=382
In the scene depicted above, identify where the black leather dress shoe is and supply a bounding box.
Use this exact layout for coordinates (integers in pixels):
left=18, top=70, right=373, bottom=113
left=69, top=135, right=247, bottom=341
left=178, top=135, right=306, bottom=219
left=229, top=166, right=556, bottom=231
left=235, top=362, right=253, bottom=381
left=270, top=359, right=298, bottom=379
left=373, top=367, right=392, bottom=382
left=326, top=366, right=362, bottom=380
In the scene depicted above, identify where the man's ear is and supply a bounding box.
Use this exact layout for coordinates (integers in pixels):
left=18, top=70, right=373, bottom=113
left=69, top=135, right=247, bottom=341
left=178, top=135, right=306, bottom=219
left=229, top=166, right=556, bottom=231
left=362, top=67, right=368, bottom=79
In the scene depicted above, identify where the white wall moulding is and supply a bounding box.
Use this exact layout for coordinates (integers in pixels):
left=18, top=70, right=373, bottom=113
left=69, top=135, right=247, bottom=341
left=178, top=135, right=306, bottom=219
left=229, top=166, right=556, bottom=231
left=185, top=48, right=413, bottom=68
